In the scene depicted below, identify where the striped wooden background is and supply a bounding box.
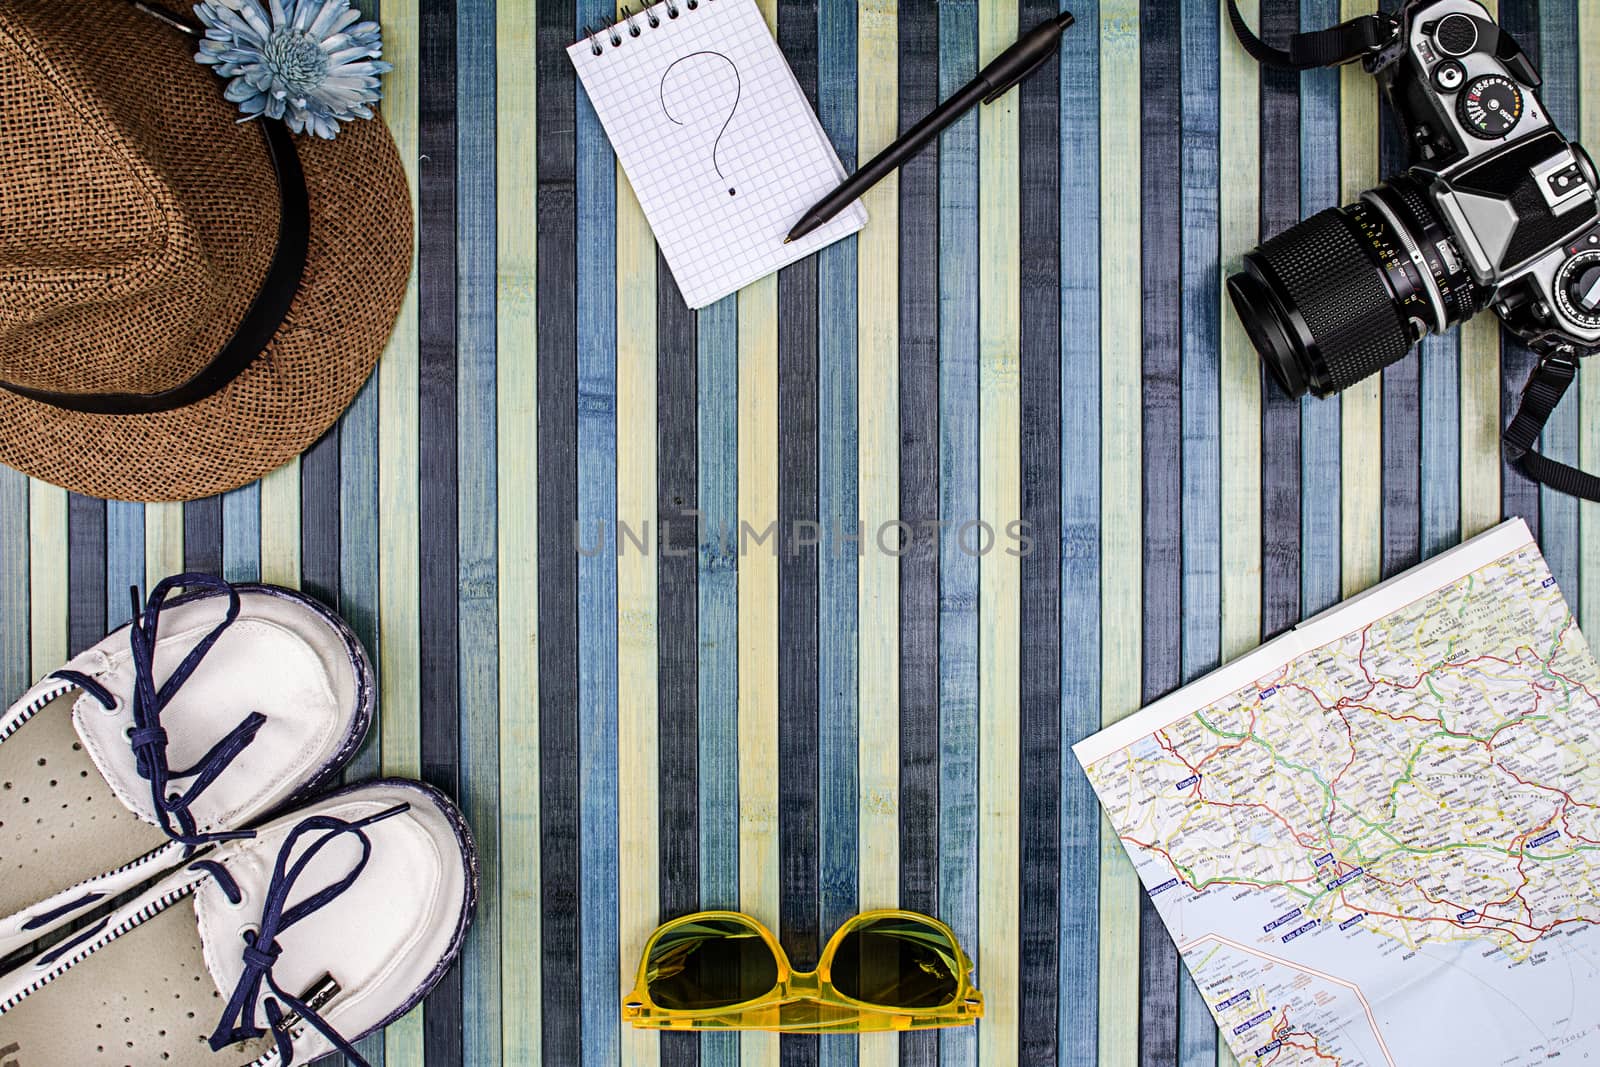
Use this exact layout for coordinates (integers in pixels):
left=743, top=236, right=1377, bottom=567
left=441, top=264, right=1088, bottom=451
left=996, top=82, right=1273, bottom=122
left=2, top=0, right=1597, bottom=1064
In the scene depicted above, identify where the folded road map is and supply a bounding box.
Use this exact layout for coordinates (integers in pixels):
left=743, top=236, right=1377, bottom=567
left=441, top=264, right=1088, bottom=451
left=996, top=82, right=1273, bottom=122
left=1075, top=518, right=1600, bottom=1067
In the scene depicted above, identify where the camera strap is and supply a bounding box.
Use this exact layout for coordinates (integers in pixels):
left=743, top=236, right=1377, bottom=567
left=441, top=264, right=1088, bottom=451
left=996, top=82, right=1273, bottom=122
left=1225, top=0, right=1395, bottom=70
left=1504, top=351, right=1600, bottom=502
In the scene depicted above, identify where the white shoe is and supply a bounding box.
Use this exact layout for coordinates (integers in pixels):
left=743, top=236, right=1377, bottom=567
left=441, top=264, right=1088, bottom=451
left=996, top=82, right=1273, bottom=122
left=0, top=780, right=476, bottom=1067
left=0, top=575, right=374, bottom=959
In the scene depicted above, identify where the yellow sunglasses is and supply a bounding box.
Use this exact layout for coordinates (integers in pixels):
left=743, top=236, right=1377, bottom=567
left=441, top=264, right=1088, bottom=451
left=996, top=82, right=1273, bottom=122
left=623, top=909, right=983, bottom=1033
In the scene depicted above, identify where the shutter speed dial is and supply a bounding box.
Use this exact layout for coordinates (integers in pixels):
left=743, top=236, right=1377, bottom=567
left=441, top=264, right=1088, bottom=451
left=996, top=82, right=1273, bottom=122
left=1555, top=250, right=1600, bottom=331
left=1457, top=74, right=1523, bottom=138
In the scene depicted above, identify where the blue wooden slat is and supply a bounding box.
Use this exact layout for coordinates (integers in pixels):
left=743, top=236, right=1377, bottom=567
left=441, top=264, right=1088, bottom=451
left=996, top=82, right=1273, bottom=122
left=815, top=4, right=859, bottom=1065
left=573, top=0, right=620, bottom=1057
left=1297, top=0, right=1341, bottom=616
left=417, top=0, right=463, bottom=1059
left=1176, top=0, right=1221, bottom=791
left=1381, top=372, right=1424, bottom=575
left=935, top=2, right=979, bottom=1064
left=1138, top=0, right=1183, bottom=1057
left=1419, top=329, right=1462, bottom=561
left=777, top=0, right=825, bottom=1057
left=1140, top=0, right=1182, bottom=705
left=657, top=255, right=701, bottom=1067
left=183, top=496, right=223, bottom=578
left=1175, top=0, right=1220, bottom=1060
left=1380, top=379, right=1424, bottom=572
left=457, top=0, right=502, bottom=1061
left=338, top=364, right=384, bottom=1067
left=67, top=494, right=105, bottom=653
left=697, top=292, right=741, bottom=1067
left=1018, top=0, right=1064, bottom=1062
left=897, top=0, right=941, bottom=1061
left=1537, top=0, right=1579, bottom=593
left=301, top=432, right=340, bottom=606
left=1259, top=0, right=1302, bottom=636
left=106, top=501, right=145, bottom=628
left=340, top=377, right=383, bottom=785
left=1498, top=0, right=1542, bottom=535
left=536, top=0, right=581, bottom=1059
left=221, top=487, right=260, bottom=585
left=1056, top=0, right=1100, bottom=1063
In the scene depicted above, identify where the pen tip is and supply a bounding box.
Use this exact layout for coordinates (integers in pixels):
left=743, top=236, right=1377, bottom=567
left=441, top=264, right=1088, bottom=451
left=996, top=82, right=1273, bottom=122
left=783, top=236, right=795, bottom=244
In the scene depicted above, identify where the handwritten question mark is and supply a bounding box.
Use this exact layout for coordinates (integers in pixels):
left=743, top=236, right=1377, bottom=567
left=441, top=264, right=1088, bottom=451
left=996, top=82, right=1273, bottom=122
left=659, top=51, right=741, bottom=196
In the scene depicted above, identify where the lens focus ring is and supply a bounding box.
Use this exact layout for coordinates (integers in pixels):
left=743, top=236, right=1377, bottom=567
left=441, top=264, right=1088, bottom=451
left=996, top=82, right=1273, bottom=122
left=1250, top=208, right=1415, bottom=395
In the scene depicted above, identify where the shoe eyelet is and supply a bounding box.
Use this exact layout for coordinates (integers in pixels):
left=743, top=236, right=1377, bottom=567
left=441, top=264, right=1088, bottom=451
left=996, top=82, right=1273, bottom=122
left=238, top=922, right=259, bottom=942
left=122, top=724, right=136, bottom=740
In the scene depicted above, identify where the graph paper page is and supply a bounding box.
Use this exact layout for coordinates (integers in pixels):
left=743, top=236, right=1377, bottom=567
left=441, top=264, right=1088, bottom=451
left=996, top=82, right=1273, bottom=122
left=569, top=0, right=866, bottom=308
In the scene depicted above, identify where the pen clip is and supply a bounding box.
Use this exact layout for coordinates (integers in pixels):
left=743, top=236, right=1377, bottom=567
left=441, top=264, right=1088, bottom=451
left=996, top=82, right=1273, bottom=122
left=980, top=10, right=1073, bottom=104
left=981, top=54, right=1048, bottom=104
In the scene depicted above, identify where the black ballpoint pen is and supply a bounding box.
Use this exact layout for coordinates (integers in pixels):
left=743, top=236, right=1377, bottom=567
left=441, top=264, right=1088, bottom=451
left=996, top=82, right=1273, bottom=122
left=785, top=9, right=1074, bottom=244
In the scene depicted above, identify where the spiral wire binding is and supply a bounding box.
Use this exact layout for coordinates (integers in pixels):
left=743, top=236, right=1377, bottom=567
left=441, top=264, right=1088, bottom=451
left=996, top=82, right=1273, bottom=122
left=584, top=0, right=704, bottom=54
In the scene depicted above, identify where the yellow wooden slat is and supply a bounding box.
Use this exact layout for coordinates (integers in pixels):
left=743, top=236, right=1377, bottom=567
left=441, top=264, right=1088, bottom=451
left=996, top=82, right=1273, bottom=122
left=736, top=10, right=780, bottom=1067
left=616, top=163, right=661, bottom=1067
left=736, top=266, right=780, bottom=1067
left=1339, top=0, right=1381, bottom=598
left=1096, top=3, right=1142, bottom=1064
left=377, top=0, right=423, bottom=1056
left=976, top=2, right=1020, bottom=1064
left=144, top=501, right=184, bottom=588
left=1219, top=0, right=1261, bottom=665
left=377, top=2, right=422, bottom=787
left=855, top=0, right=899, bottom=1064
left=736, top=14, right=781, bottom=1057
left=27, top=482, right=66, bottom=680
left=1460, top=0, right=1500, bottom=540
left=494, top=0, right=539, bottom=1061
left=258, top=459, right=301, bottom=589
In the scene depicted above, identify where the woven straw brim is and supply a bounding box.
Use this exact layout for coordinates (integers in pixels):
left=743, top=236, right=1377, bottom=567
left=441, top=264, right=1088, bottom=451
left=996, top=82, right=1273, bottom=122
left=0, top=90, right=412, bottom=502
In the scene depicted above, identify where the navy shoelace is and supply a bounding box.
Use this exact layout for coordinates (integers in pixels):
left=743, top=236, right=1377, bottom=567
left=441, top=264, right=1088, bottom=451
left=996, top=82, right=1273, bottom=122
left=55, top=574, right=264, bottom=849
left=206, top=803, right=411, bottom=1066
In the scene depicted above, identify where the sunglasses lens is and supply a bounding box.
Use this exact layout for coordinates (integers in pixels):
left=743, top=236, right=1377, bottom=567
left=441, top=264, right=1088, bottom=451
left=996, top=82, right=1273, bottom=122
left=830, top=916, right=962, bottom=1009
left=645, top=918, right=781, bottom=1010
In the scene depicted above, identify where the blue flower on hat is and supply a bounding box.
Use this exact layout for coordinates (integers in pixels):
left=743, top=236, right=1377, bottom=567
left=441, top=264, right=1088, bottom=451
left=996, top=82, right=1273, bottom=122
left=192, top=0, right=392, bottom=140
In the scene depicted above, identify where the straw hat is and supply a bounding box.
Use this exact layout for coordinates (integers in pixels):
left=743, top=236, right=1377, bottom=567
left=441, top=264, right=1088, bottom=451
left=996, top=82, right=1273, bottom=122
left=0, top=0, right=411, bottom=501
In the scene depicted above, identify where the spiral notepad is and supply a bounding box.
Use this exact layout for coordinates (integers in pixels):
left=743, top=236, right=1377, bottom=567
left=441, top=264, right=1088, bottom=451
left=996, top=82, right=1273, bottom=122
left=569, top=0, right=866, bottom=308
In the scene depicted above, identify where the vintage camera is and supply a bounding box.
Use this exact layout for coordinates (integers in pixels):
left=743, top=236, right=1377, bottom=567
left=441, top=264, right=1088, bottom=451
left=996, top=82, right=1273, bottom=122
left=1227, top=0, right=1600, bottom=399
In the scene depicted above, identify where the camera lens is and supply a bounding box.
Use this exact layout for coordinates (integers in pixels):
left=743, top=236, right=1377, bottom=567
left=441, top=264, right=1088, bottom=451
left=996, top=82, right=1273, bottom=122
left=1227, top=174, right=1482, bottom=398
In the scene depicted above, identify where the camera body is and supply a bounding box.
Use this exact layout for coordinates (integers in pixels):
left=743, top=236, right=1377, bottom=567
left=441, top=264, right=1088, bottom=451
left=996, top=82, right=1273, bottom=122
left=1384, top=0, right=1600, bottom=345
left=1229, top=0, right=1600, bottom=398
